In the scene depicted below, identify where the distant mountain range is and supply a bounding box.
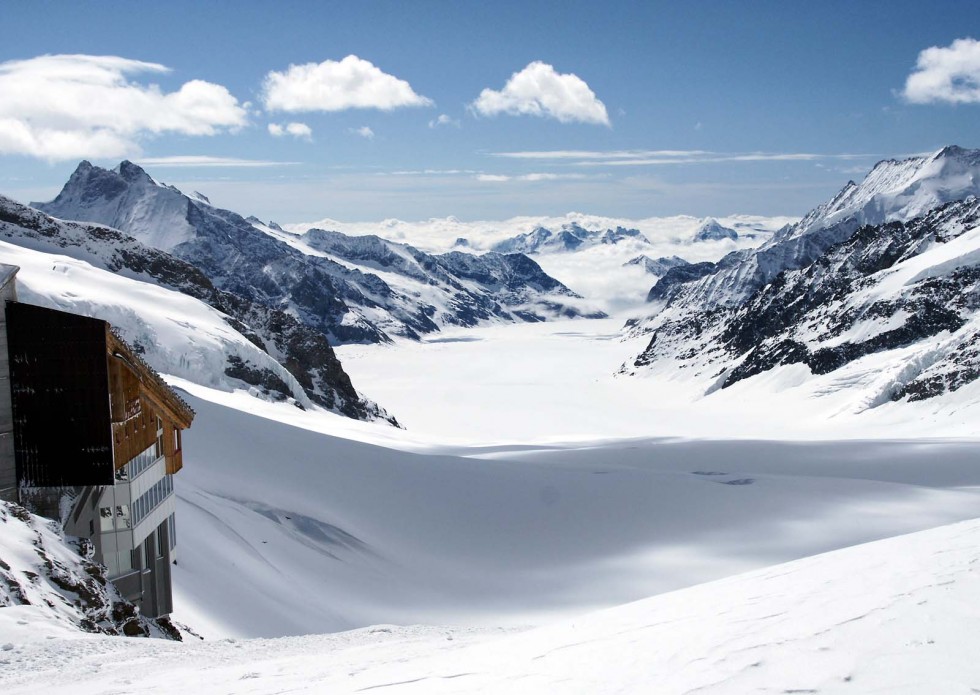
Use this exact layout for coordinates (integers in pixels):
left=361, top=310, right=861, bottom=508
left=36, top=162, right=602, bottom=347
left=490, top=222, right=650, bottom=254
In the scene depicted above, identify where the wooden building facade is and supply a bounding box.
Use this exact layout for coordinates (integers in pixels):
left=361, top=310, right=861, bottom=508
left=2, top=297, right=194, bottom=618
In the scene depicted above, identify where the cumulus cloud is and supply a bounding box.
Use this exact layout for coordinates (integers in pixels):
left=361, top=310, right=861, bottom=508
left=903, top=38, right=980, bottom=104
left=470, top=61, right=609, bottom=126
left=268, top=122, right=313, bottom=139
left=350, top=126, right=375, bottom=139
left=262, top=55, right=433, bottom=112
left=429, top=113, right=461, bottom=128
left=0, top=54, right=247, bottom=160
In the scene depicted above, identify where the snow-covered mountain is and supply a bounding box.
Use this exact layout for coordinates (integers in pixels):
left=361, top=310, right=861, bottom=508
left=490, top=222, right=650, bottom=254
left=630, top=156, right=980, bottom=409
left=0, top=195, right=390, bottom=420
left=645, top=146, right=980, bottom=312
left=35, top=162, right=600, bottom=344
left=290, top=213, right=793, bottom=256
left=623, top=254, right=690, bottom=276
left=294, top=227, right=605, bottom=324
left=692, top=217, right=739, bottom=242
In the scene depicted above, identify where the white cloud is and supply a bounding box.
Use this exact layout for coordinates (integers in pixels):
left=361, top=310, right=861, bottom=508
left=429, top=113, right=460, bottom=128
left=0, top=54, right=247, bottom=161
left=903, top=38, right=980, bottom=104
left=262, top=55, right=433, bottom=112
left=476, top=173, right=590, bottom=183
left=492, top=149, right=712, bottom=160
left=490, top=149, right=875, bottom=167
left=470, top=61, right=609, bottom=126
left=520, top=173, right=589, bottom=181
left=383, top=169, right=478, bottom=176
left=350, top=126, right=375, bottom=139
left=268, top=122, right=313, bottom=139
left=136, top=155, right=295, bottom=168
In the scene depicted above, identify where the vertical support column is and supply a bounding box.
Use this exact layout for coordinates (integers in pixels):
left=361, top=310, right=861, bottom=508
left=0, top=267, right=19, bottom=502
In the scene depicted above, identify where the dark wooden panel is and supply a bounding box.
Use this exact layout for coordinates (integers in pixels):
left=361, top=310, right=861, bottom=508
left=6, top=302, right=114, bottom=487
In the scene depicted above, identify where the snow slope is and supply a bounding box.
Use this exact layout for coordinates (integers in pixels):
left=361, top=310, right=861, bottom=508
left=144, top=365, right=980, bottom=640
left=3, top=516, right=979, bottom=693
left=0, top=240, right=319, bottom=408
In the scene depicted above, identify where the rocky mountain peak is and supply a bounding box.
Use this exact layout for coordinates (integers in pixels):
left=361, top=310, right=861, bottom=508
left=114, top=159, right=154, bottom=184
left=693, top=218, right=738, bottom=242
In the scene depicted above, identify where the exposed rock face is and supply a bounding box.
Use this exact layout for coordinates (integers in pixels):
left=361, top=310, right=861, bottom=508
left=624, top=255, right=690, bottom=276
left=0, top=502, right=181, bottom=640
left=631, top=196, right=980, bottom=405
left=0, top=194, right=391, bottom=422
left=643, top=146, right=980, bottom=313
left=300, top=229, right=603, bottom=327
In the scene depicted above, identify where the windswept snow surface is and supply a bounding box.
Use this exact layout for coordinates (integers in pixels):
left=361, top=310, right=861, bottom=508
left=337, top=320, right=980, bottom=441
left=3, top=518, right=980, bottom=693
left=157, top=313, right=980, bottom=642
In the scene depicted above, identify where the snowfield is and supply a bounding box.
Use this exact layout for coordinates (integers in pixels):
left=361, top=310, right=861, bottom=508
left=164, top=378, right=980, bottom=639
left=3, top=517, right=979, bottom=693
left=336, top=320, right=980, bottom=442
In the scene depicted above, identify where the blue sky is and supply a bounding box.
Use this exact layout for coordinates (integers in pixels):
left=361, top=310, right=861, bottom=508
left=1, top=0, right=980, bottom=222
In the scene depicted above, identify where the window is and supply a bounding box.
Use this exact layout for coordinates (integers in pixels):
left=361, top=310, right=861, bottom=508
left=155, top=417, right=164, bottom=459
left=168, top=514, right=177, bottom=551
left=116, top=504, right=131, bottom=530
left=99, top=506, right=113, bottom=532
left=124, top=442, right=159, bottom=480
left=117, top=548, right=133, bottom=574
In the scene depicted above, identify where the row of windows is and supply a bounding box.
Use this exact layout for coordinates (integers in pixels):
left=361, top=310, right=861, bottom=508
left=97, top=474, right=174, bottom=533
left=114, top=437, right=162, bottom=483
left=132, top=474, right=173, bottom=526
